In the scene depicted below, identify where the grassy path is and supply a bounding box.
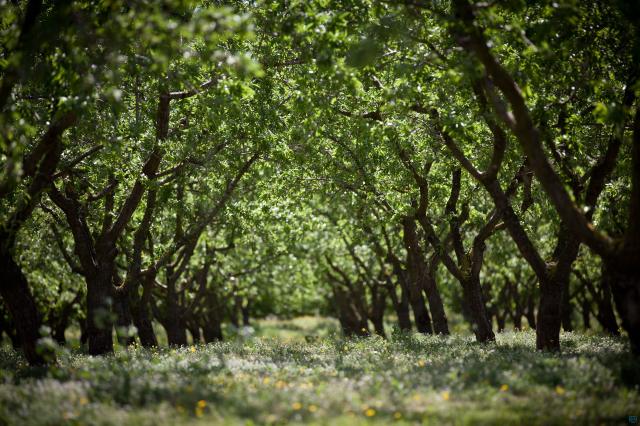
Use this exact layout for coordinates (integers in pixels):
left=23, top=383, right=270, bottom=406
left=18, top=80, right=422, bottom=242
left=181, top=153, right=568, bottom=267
left=0, top=319, right=638, bottom=425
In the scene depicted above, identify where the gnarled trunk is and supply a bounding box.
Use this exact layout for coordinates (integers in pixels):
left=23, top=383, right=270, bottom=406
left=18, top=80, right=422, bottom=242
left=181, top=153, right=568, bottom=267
left=130, top=278, right=158, bottom=347
left=424, top=271, right=449, bottom=335
left=536, top=276, right=562, bottom=351
left=0, top=249, right=46, bottom=364
left=462, top=276, right=495, bottom=342
left=596, top=272, right=620, bottom=336
left=85, top=271, right=114, bottom=355
left=386, top=280, right=412, bottom=331
left=241, top=298, right=251, bottom=326
left=113, top=289, right=135, bottom=346
left=607, top=265, right=640, bottom=353
left=409, top=291, right=433, bottom=334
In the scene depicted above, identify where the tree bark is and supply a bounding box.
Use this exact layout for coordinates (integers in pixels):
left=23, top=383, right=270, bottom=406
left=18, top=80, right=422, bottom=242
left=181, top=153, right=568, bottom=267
left=113, top=288, right=135, bottom=346
left=596, top=270, right=620, bottom=336
left=85, top=271, right=114, bottom=355
left=607, top=264, right=640, bottom=351
left=386, top=278, right=412, bottom=331
left=462, top=276, right=495, bottom=342
left=129, top=275, right=158, bottom=347
left=0, top=251, right=45, bottom=364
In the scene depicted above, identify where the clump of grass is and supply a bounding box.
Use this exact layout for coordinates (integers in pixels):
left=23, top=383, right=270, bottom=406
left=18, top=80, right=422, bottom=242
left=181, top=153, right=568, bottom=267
left=0, top=322, right=638, bottom=425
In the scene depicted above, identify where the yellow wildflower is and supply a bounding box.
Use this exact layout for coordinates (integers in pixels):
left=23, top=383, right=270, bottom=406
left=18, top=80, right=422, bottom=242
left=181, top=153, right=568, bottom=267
left=292, top=402, right=302, bottom=411
left=417, top=359, right=427, bottom=367
left=308, top=404, right=318, bottom=413
left=197, top=400, right=207, bottom=408
left=442, top=391, right=450, bottom=401
left=364, top=408, right=376, bottom=417
left=276, top=380, right=287, bottom=389
left=500, top=384, right=509, bottom=392
left=79, top=397, right=89, bottom=406
left=394, top=412, right=402, bottom=420
left=195, top=406, right=204, bottom=418
left=263, top=377, right=271, bottom=385
left=555, top=385, right=566, bottom=395
left=190, top=346, right=196, bottom=353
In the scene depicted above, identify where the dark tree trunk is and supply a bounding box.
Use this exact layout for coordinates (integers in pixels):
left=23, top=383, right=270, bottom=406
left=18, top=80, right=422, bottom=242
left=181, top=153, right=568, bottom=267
left=241, top=298, right=250, bottom=326
left=402, top=217, right=438, bottom=335
left=130, top=278, right=158, bottom=347
left=462, top=277, right=495, bottom=342
left=52, top=315, right=69, bottom=345
left=371, top=315, right=385, bottom=338
left=229, top=295, right=241, bottom=328
left=560, top=276, right=573, bottom=332
left=332, top=286, right=369, bottom=337
left=187, top=320, right=201, bottom=344
left=549, top=227, right=581, bottom=337
left=113, top=289, right=135, bottom=346
left=203, top=288, right=224, bottom=342
left=496, top=315, right=506, bottom=332
left=581, top=299, right=591, bottom=329
left=525, top=292, right=537, bottom=329
left=409, top=292, right=433, bottom=335
left=396, top=285, right=412, bottom=331
left=79, top=318, right=88, bottom=345
left=423, top=271, right=449, bottom=335
left=165, top=318, right=188, bottom=346
left=513, top=312, right=522, bottom=330
left=369, top=287, right=386, bottom=338
left=0, top=250, right=46, bottom=364
left=203, top=317, right=223, bottom=342
left=7, top=328, right=21, bottom=349
left=386, top=280, right=412, bottom=331
left=164, top=275, right=187, bottom=346
left=85, top=271, right=114, bottom=355
left=596, top=272, right=620, bottom=336
left=607, top=264, right=640, bottom=352
left=536, top=276, right=562, bottom=351
left=0, top=313, right=21, bottom=349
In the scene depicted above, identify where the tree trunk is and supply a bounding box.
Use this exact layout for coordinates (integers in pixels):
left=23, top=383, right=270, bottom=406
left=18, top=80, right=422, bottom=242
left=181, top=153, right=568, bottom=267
left=369, top=289, right=386, bottom=339
left=187, top=320, right=201, bottom=344
left=241, top=298, right=251, bottom=326
left=0, top=249, right=46, bottom=364
left=229, top=295, right=241, bottom=328
left=165, top=318, right=187, bottom=346
left=386, top=281, right=412, bottom=331
left=513, top=312, right=522, bottom=330
left=525, top=292, right=537, bottom=329
left=371, top=315, right=385, bottom=338
left=560, top=276, right=573, bottom=331
left=130, top=278, right=158, bottom=347
left=596, top=272, right=620, bottom=336
left=85, top=271, right=114, bottom=355
left=203, top=289, right=224, bottom=342
left=203, top=316, right=223, bottom=342
left=113, top=290, right=135, bottom=346
left=396, top=285, right=412, bottom=331
left=462, top=277, right=495, bottom=342
left=536, top=277, right=562, bottom=351
left=402, top=217, right=435, bottom=334
left=581, top=299, right=591, bottom=329
left=409, top=292, right=433, bottom=334
left=607, top=264, right=640, bottom=352
left=423, top=271, right=449, bottom=334
left=52, top=316, right=68, bottom=345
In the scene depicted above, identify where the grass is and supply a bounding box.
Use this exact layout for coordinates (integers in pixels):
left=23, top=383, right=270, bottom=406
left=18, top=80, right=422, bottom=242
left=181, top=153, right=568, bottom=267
left=0, top=318, right=638, bottom=425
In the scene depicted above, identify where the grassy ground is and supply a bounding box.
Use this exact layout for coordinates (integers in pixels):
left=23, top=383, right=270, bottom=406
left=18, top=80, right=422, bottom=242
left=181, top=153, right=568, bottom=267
left=0, top=317, right=638, bottom=425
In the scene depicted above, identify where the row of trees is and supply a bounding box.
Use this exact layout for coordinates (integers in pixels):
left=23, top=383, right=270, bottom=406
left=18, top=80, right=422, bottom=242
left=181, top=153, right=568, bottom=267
left=1, top=0, right=638, bottom=365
